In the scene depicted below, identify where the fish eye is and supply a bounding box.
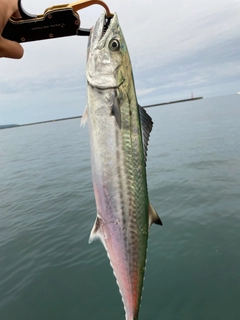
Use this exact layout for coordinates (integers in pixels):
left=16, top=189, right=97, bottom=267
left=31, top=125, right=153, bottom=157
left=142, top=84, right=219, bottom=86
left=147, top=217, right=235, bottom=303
left=109, top=39, right=120, bottom=51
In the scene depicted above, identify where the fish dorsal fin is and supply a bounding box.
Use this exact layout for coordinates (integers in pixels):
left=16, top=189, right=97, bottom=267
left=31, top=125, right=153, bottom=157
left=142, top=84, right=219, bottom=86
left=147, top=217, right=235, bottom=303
left=89, top=214, right=104, bottom=244
left=148, top=203, right=162, bottom=227
left=138, top=105, right=153, bottom=164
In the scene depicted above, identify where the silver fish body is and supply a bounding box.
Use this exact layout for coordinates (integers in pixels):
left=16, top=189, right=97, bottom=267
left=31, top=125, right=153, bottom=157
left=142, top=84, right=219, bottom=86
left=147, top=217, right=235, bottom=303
left=82, top=12, right=162, bottom=320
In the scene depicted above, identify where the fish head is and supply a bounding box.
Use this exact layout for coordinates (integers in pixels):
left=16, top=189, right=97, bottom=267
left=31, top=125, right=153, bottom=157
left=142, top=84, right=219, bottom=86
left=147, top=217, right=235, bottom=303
left=86, top=12, right=130, bottom=89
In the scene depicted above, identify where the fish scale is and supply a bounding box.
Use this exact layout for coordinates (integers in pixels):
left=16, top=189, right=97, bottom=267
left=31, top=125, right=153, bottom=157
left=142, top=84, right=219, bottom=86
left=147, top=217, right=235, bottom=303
left=82, top=12, right=162, bottom=320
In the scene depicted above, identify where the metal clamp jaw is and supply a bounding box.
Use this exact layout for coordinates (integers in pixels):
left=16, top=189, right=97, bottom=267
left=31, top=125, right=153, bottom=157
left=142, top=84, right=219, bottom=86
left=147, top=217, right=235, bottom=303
left=2, top=0, right=113, bottom=43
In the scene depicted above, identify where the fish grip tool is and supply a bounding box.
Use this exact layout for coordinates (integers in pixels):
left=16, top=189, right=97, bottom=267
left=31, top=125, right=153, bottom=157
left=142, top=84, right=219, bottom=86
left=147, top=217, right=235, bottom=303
left=2, top=0, right=113, bottom=43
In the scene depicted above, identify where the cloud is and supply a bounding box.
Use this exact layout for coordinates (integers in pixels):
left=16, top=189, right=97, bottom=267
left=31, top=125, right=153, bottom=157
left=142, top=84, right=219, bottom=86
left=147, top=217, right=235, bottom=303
left=1, top=0, right=240, bottom=123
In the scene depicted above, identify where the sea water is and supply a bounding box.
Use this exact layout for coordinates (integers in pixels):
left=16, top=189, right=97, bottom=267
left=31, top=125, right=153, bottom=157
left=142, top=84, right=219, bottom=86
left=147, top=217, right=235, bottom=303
left=0, top=94, right=240, bottom=320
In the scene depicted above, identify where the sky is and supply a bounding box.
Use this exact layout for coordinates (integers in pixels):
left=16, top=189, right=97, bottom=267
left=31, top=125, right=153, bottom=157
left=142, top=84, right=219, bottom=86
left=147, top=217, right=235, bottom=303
left=1, top=0, right=240, bottom=124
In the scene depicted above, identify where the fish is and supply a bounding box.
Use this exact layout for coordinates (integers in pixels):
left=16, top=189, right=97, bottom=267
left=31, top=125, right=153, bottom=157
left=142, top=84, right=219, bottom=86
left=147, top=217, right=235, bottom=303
left=81, top=12, right=162, bottom=320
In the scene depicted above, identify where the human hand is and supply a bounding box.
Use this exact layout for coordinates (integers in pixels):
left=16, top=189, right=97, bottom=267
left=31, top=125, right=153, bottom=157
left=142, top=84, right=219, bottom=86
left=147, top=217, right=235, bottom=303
left=0, top=0, right=24, bottom=58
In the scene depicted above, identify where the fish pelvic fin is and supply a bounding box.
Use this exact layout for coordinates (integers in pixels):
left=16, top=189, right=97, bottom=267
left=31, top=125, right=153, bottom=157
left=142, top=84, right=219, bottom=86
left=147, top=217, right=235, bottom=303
left=138, top=105, right=153, bottom=164
left=80, top=105, right=88, bottom=127
left=148, top=203, right=162, bottom=227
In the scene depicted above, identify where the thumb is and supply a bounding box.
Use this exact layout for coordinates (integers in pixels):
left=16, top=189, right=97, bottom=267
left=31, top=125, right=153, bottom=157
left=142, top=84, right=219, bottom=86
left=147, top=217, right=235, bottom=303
left=0, top=36, right=24, bottom=59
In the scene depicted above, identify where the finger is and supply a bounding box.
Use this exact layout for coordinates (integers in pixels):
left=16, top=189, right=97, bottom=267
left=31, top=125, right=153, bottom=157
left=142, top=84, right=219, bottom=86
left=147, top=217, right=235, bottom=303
left=0, top=1, right=20, bottom=28
left=12, top=9, right=22, bottom=19
left=0, top=36, right=24, bottom=59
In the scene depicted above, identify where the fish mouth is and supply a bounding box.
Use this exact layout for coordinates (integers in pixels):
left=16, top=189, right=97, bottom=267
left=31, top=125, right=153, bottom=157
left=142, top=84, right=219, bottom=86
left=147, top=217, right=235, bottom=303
left=101, top=16, right=112, bottom=39
left=94, top=12, right=117, bottom=43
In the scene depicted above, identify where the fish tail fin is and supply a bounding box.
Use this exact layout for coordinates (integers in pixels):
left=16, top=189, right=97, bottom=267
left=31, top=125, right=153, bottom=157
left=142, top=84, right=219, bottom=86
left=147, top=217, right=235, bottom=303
left=125, top=315, right=138, bottom=320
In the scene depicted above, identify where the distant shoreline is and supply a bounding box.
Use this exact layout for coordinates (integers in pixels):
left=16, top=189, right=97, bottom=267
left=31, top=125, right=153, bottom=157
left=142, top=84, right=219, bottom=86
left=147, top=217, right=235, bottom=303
left=0, top=97, right=203, bottom=130
left=143, top=96, right=203, bottom=108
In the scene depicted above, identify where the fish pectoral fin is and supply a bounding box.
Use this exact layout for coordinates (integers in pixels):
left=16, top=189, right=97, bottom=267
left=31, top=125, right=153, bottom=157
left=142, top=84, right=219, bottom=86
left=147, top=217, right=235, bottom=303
left=148, top=203, right=162, bottom=227
left=111, top=96, right=121, bottom=129
left=89, top=215, right=104, bottom=244
left=80, top=105, right=88, bottom=127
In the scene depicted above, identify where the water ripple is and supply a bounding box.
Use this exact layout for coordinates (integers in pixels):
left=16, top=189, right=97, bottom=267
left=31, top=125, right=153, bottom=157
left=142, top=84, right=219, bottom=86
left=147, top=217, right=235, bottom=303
left=1, top=96, right=240, bottom=319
